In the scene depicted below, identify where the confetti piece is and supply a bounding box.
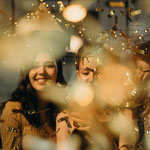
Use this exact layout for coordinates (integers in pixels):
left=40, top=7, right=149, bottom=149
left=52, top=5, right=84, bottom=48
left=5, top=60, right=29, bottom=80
left=0, top=10, right=6, bottom=16
left=130, top=9, right=141, bottom=16
left=112, top=16, right=118, bottom=31
left=7, top=127, right=17, bottom=133
left=109, top=1, right=125, bottom=7
left=27, top=109, right=36, bottom=115
left=127, top=8, right=133, bottom=12
left=57, top=116, right=72, bottom=128
left=134, top=48, right=145, bottom=55
left=107, top=10, right=115, bottom=18
left=95, top=8, right=104, bottom=12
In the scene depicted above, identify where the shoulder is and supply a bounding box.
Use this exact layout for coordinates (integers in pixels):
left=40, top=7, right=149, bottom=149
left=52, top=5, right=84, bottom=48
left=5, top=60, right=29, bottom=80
left=5, top=101, right=22, bottom=109
left=2, top=101, right=22, bottom=115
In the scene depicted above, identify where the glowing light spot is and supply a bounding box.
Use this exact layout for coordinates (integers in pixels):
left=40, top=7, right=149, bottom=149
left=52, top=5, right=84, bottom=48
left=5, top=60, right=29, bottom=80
left=139, top=36, right=142, bottom=39
left=134, top=30, right=138, bottom=33
left=126, top=72, right=129, bottom=77
left=110, top=47, right=114, bottom=51
left=70, top=35, right=84, bottom=53
left=63, top=4, right=87, bottom=22
left=145, top=29, right=148, bottom=32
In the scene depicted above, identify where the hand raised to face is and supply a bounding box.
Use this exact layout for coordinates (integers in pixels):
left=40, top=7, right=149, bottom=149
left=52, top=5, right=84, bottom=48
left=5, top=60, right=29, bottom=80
left=135, top=59, right=150, bottom=82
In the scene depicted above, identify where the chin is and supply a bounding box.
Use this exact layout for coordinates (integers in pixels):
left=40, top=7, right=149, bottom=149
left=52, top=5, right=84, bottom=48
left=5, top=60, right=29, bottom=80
left=34, top=85, right=46, bottom=92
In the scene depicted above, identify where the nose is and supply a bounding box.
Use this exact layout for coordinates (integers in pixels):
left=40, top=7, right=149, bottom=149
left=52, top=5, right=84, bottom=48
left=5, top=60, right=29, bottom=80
left=38, top=65, right=46, bottom=74
left=87, top=74, right=94, bottom=82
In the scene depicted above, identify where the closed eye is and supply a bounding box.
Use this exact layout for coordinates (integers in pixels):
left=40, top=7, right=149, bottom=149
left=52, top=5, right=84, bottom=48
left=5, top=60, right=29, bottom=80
left=82, top=72, right=90, bottom=75
left=44, top=62, right=56, bottom=68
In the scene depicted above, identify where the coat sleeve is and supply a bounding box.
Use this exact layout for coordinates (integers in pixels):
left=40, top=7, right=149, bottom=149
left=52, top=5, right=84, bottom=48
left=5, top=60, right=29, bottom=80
left=0, top=101, right=22, bottom=150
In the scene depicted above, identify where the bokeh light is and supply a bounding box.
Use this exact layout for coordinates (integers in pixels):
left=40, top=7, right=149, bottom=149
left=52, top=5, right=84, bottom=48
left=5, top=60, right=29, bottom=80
left=63, top=4, right=87, bottom=22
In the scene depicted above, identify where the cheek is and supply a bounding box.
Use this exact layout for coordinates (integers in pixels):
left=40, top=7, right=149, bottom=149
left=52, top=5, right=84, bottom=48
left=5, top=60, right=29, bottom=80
left=29, top=70, right=36, bottom=81
left=47, top=68, right=57, bottom=80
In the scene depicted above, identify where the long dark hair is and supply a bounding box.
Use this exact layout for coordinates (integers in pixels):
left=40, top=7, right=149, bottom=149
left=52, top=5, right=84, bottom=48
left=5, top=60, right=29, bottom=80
left=133, top=40, right=150, bottom=148
left=9, top=56, right=66, bottom=129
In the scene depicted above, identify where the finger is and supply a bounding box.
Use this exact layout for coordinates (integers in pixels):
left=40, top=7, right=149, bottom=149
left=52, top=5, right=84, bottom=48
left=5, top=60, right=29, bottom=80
left=78, top=126, right=90, bottom=131
left=147, top=73, right=150, bottom=80
left=137, top=72, right=144, bottom=82
left=70, top=112, right=87, bottom=119
left=142, top=72, right=148, bottom=81
left=71, top=116, right=90, bottom=126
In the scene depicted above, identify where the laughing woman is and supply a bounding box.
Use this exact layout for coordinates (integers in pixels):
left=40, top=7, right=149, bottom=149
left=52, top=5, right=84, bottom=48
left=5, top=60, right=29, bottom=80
left=0, top=31, right=67, bottom=150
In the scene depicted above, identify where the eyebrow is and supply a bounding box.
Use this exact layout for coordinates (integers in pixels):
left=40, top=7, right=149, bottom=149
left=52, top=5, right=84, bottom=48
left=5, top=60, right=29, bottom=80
left=81, top=68, right=89, bottom=71
left=86, top=67, right=95, bottom=72
left=81, top=67, right=94, bottom=72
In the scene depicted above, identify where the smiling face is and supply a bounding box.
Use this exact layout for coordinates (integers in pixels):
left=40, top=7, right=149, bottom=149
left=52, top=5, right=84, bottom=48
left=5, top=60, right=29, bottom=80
left=29, top=53, right=57, bottom=91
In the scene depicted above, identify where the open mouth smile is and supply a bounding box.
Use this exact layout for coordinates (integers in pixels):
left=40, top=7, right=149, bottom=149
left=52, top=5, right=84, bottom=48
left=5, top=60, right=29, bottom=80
left=35, top=78, right=50, bottom=84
